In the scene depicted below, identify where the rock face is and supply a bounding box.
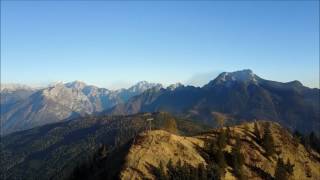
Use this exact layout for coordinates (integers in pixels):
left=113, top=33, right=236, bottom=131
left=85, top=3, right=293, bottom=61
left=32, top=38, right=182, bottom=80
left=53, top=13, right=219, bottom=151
left=108, top=70, right=320, bottom=134
left=116, top=81, right=163, bottom=102
left=0, top=81, right=161, bottom=135
left=204, top=69, right=259, bottom=87
left=1, top=84, right=36, bottom=115
left=120, top=122, right=320, bottom=180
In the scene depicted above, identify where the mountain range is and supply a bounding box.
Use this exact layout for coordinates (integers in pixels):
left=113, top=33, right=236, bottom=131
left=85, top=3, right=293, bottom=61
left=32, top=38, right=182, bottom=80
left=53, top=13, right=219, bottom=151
left=0, top=81, right=162, bottom=135
left=1, top=69, right=319, bottom=135
left=107, top=70, right=319, bottom=134
left=1, top=68, right=320, bottom=180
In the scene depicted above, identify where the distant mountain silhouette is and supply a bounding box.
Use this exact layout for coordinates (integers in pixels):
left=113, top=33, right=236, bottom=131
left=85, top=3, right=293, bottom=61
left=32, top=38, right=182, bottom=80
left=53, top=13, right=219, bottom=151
left=107, top=69, right=319, bottom=134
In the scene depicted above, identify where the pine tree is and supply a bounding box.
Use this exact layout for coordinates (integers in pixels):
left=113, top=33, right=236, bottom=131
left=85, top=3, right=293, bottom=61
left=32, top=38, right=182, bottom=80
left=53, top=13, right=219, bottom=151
left=207, top=162, right=223, bottom=180
left=293, top=130, right=302, bottom=146
left=203, top=130, right=228, bottom=179
left=303, top=134, right=311, bottom=151
left=198, top=163, right=207, bottom=180
left=275, top=158, right=291, bottom=180
left=175, top=160, right=183, bottom=179
left=254, top=122, right=261, bottom=141
left=154, top=161, right=167, bottom=180
left=262, top=123, right=275, bottom=157
left=166, top=159, right=175, bottom=179
left=285, top=159, right=294, bottom=176
left=217, top=129, right=227, bottom=149
left=274, top=158, right=295, bottom=180
left=309, top=132, right=320, bottom=153
left=216, top=147, right=227, bottom=170
left=231, top=136, right=246, bottom=180
left=274, top=158, right=287, bottom=180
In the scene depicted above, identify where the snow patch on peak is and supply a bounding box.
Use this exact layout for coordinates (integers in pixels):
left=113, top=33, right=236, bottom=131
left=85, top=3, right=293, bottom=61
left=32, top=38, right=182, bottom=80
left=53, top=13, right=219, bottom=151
left=218, top=69, right=257, bottom=83
left=204, top=69, right=260, bottom=88
left=128, top=81, right=162, bottom=93
left=65, top=80, right=87, bottom=89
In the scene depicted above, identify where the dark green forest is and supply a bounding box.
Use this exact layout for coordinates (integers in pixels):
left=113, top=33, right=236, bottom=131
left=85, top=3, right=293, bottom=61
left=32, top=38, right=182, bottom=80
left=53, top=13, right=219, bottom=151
left=0, top=112, right=209, bottom=180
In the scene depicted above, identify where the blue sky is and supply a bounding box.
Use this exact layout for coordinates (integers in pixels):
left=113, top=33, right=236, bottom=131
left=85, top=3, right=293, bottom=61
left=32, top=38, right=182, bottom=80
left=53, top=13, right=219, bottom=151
left=1, top=1, right=319, bottom=89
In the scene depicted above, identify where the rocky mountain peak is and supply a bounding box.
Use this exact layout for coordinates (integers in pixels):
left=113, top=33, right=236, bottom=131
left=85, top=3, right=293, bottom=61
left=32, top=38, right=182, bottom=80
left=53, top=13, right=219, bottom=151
left=128, top=81, right=162, bottom=93
left=204, top=69, right=260, bottom=88
left=217, top=69, right=257, bottom=82
left=65, top=80, right=88, bottom=89
left=286, top=80, right=303, bottom=87
left=167, top=83, right=184, bottom=90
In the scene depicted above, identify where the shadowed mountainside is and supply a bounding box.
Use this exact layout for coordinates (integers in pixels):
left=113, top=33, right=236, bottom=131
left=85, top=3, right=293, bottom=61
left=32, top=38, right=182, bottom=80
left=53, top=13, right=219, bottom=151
left=107, top=70, right=320, bottom=134
left=0, top=112, right=209, bottom=180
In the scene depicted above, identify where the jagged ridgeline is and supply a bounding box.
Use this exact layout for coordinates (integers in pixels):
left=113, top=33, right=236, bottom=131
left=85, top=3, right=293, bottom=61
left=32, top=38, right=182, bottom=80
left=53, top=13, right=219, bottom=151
left=2, top=70, right=319, bottom=136
left=0, top=112, right=209, bottom=180
left=68, top=121, right=320, bottom=180
left=106, top=70, right=320, bottom=135
left=0, top=81, right=163, bottom=135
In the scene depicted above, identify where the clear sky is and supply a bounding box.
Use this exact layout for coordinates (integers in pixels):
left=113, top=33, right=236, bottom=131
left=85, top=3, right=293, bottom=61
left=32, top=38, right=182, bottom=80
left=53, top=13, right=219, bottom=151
left=1, top=1, right=319, bottom=89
